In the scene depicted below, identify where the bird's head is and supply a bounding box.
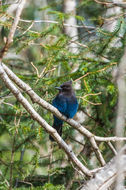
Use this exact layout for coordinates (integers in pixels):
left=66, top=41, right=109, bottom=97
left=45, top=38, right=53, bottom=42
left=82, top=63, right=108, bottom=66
left=55, top=81, right=73, bottom=92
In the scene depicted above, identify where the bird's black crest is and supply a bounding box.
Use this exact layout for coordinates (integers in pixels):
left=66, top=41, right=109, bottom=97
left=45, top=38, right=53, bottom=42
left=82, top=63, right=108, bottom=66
left=62, top=80, right=72, bottom=86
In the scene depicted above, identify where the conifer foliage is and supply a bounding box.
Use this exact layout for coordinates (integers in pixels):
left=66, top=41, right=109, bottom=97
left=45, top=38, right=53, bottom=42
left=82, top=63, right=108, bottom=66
left=0, top=0, right=126, bottom=189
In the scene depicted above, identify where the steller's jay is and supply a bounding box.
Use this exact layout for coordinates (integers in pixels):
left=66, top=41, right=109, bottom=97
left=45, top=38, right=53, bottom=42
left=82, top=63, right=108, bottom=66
left=49, top=81, right=78, bottom=141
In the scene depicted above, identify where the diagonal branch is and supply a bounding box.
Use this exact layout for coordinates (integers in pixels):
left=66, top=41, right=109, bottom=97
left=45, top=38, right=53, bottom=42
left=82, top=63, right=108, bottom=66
left=90, top=137, right=105, bottom=166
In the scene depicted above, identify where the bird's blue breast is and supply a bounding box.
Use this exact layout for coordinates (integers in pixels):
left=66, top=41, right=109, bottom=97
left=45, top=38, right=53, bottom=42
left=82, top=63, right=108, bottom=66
left=52, top=94, right=78, bottom=125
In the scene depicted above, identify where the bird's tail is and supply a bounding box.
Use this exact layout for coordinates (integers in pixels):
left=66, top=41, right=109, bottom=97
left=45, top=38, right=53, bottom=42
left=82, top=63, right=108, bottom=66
left=49, top=124, right=62, bottom=141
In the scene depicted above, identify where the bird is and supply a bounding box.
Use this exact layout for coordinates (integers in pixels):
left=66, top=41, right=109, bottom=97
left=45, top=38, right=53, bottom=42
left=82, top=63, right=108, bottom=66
left=49, top=80, right=78, bottom=141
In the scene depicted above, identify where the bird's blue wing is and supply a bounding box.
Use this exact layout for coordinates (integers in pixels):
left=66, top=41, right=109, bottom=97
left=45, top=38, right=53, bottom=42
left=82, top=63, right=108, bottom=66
left=66, top=96, right=78, bottom=118
left=52, top=94, right=78, bottom=120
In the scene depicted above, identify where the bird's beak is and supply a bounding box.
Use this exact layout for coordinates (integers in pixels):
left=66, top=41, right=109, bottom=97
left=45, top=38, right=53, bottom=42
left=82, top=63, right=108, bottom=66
left=55, top=86, right=62, bottom=90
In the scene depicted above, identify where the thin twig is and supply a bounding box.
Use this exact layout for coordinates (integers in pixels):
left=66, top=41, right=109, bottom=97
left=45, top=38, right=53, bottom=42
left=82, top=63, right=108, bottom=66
left=107, top=141, right=117, bottom=155
left=0, top=170, right=10, bottom=187
left=74, top=62, right=117, bottom=82
left=83, top=92, right=102, bottom=98
left=78, top=96, right=102, bottom=105
left=19, top=18, right=95, bottom=29
left=90, top=136, right=106, bottom=166
left=22, top=21, right=34, bottom=35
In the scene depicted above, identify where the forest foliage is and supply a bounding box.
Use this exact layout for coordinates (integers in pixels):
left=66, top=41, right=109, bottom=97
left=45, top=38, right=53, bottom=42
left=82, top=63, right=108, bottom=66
left=0, top=0, right=126, bottom=189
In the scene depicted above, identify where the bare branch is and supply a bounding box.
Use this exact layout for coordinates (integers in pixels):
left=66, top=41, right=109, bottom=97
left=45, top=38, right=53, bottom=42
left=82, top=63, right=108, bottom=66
left=19, top=18, right=95, bottom=29
left=7, top=0, right=26, bottom=44
left=94, top=136, right=126, bottom=142
left=90, top=137, right=106, bottom=166
left=74, top=62, right=117, bottom=82
left=107, top=142, right=117, bottom=156
left=22, top=21, right=34, bottom=35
